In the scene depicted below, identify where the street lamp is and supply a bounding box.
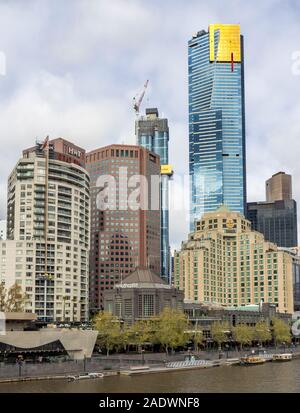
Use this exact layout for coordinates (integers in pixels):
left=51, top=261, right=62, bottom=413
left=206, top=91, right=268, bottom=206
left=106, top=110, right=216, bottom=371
left=225, top=344, right=229, bottom=359
left=218, top=345, right=222, bottom=359
left=83, top=354, right=87, bottom=373
left=16, top=355, right=23, bottom=377
left=141, top=349, right=145, bottom=365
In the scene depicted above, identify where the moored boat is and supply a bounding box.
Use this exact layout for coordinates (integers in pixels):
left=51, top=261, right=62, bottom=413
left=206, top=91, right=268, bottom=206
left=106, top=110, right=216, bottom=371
left=272, top=353, right=293, bottom=362
left=240, top=356, right=266, bottom=366
left=67, top=372, right=104, bottom=381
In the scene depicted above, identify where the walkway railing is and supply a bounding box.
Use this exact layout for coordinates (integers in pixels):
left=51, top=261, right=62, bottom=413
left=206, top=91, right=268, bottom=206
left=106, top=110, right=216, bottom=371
left=166, top=360, right=210, bottom=368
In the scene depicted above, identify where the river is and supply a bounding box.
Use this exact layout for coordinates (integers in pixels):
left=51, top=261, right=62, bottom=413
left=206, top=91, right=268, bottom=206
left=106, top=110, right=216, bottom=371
left=0, top=358, right=300, bottom=393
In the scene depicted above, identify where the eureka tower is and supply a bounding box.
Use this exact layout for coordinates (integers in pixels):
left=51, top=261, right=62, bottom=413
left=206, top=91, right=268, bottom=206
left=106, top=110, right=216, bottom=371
left=189, top=24, right=246, bottom=229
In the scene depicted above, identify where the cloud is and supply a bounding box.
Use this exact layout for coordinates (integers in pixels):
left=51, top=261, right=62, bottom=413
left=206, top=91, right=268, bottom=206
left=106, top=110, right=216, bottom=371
left=0, top=0, right=300, bottom=250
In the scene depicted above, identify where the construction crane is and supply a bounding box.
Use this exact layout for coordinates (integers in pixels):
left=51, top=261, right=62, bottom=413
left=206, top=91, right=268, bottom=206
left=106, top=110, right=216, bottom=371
left=133, top=79, right=149, bottom=115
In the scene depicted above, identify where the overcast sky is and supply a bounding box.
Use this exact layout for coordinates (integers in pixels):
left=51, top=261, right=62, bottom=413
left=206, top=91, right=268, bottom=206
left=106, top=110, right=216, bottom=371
left=0, top=0, right=300, bottom=250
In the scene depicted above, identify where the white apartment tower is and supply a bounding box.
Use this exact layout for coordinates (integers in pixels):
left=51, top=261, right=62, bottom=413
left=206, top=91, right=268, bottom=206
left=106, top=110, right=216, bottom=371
left=1, top=138, right=90, bottom=322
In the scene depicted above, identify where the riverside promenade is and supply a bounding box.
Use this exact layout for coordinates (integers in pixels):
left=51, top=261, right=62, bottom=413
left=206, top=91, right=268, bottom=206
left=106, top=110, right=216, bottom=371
left=0, top=346, right=299, bottom=382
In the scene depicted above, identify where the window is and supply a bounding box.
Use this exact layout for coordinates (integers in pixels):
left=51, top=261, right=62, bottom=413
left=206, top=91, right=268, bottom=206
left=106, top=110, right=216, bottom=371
left=143, top=295, right=154, bottom=317
left=124, top=299, right=132, bottom=317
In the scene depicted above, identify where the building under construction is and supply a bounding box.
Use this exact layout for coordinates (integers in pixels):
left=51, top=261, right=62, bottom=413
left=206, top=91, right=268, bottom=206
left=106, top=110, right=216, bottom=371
left=135, top=108, right=173, bottom=284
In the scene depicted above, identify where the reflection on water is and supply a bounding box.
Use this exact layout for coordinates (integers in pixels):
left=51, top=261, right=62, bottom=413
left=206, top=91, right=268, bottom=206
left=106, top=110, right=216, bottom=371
left=0, top=359, right=300, bottom=393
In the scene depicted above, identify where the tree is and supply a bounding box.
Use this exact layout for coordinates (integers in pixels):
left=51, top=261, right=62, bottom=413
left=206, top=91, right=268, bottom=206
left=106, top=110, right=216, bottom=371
left=211, top=321, right=230, bottom=350
left=0, top=283, right=27, bottom=312
left=127, top=320, right=156, bottom=352
left=254, top=321, right=272, bottom=346
left=118, top=325, right=131, bottom=352
left=233, top=324, right=254, bottom=350
left=272, top=318, right=291, bottom=347
left=155, top=308, right=191, bottom=355
left=0, top=284, right=6, bottom=311
left=93, top=311, right=122, bottom=356
left=192, top=327, right=204, bottom=352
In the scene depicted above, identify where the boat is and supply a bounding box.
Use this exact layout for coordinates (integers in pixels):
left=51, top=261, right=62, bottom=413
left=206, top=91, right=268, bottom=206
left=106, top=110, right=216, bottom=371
left=67, top=372, right=104, bottom=381
left=272, top=353, right=293, bottom=362
left=240, top=356, right=266, bottom=366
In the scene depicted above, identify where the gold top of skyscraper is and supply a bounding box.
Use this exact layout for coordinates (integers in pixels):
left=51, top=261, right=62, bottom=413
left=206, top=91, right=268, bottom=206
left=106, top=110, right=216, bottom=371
left=209, top=24, right=241, bottom=62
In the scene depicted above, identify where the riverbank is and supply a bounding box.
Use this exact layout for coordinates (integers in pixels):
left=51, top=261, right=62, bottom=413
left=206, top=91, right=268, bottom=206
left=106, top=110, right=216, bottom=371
left=0, top=371, right=118, bottom=384
left=1, top=358, right=300, bottom=393
left=0, top=349, right=299, bottom=383
left=120, top=358, right=240, bottom=376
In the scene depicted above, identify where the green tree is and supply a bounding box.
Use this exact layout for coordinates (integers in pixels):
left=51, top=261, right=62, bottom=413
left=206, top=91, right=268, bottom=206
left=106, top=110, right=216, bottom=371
left=93, top=311, right=122, bottom=356
left=211, top=321, right=230, bottom=350
left=155, top=308, right=191, bottom=355
left=192, top=327, right=204, bottom=352
left=254, top=321, right=272, bottom=345
left=0, top=284, right=6, bottom=311
left=118, top=325, right=131, bottom=352
left=233, top=324, right=254, bottom=350
left=272, top=318, right=291, bottom=347
left=128, top=320, right=156, bottom=352
left=0, top=283, right=27, bottom=312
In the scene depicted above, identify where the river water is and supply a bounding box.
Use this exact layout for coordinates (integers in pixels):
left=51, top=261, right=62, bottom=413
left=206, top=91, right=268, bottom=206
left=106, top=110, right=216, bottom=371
left=0, top=359, right=300, bottom=393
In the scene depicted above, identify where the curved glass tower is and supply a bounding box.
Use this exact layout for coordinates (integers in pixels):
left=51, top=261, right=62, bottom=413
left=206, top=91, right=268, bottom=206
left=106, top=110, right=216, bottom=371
left=189, top=24, right=246, bottom=230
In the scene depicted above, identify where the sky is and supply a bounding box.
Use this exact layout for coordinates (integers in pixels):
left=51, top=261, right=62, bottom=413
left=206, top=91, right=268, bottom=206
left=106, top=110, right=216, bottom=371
left=0, top=0, right=300, bottom=250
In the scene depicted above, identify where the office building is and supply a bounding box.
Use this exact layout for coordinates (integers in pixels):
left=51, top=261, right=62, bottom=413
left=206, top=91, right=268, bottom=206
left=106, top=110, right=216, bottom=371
left=277, top=247, right=300, bottom=311
left=1, top=138, right=90, bottom=322
left=266, top=171, right=292, bottom=202
left=247, top=172, right=298, bottom=248
left=136, top=108, right=172, bottom=283
left=103, top=267, right=184, bottom=324
left=188, top=24, right=246, bottom=229
left=247, top=200, right=298, bottom=248
left=294, top=251, right=300, bottom=311
left=86, top=144, right=161, bottom=312
left=174, top=206, right=294, bottom=314
left=185, top=302, right=291, bottom=339
left=0, top=220, right=6, bottom=240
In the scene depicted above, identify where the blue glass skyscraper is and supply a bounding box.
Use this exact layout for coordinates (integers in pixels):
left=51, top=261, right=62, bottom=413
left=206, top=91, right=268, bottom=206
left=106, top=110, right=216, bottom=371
left=136, top=108, right=172, bottom=283
left=189, top=24, right=246, bottom=230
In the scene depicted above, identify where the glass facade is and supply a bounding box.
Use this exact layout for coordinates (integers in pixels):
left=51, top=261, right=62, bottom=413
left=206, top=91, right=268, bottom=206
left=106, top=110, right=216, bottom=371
left=293, top=258, right=300, bottom=311
left=247, top=200, right=298, bottom=248
left=136, top=108, right=171, bottom=283
left=188, top=25, right=246, bottom=230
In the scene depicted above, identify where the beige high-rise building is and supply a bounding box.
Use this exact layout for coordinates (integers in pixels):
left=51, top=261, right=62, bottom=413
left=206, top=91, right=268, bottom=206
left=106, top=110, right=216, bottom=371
left=1, top=138, right=90, bottom=322
left=266, top=171, right=292, bottom=202
left=174, top=206, right=294, bottom=314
